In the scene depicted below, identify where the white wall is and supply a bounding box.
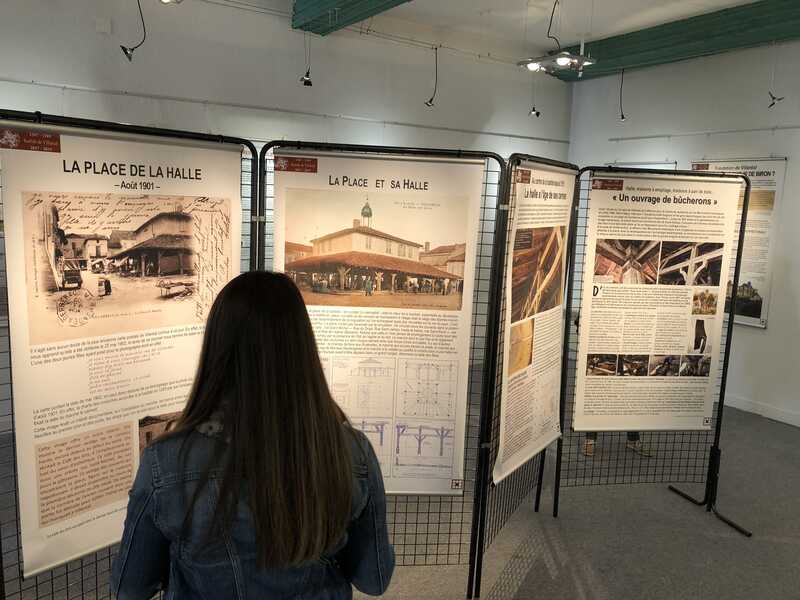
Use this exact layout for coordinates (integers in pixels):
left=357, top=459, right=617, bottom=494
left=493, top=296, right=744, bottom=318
left=569, top=41, right=800, bottom=427
left=0, top=0, right=571, bottom=159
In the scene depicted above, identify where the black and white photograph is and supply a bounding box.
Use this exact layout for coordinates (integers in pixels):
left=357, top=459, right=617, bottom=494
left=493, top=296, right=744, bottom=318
left=617, top=354, right=650, bottom=376
left=22, top=192, right=233, bottom=345
left=593, top=239, right=659, bottom=284
left=284, top=188, right=468, bottom=311
left=658, top=241, right=724, bottom=286
left=689, top=316, right=713, bottom=354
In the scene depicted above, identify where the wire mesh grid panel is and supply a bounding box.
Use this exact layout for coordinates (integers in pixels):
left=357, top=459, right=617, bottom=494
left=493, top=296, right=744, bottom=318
left=559, top=170, right=744, bottom=488
left=0, top=151, right=254, bottom=600
left=262, top=150, right=500, bottom=566
left=482, top=164, right=544, bottom=550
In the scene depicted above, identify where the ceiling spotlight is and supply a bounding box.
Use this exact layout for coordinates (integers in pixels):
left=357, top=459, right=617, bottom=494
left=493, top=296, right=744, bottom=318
left=159, top=0, right=183, bottom=3
left=517, top=52, right=595, bottom=76
left=300, top=69, right=313, bottom=87
left=529, top=106, right=541, bottom=118
left=555, top=53, right=572, bottom=67
left=120, top=0, right=146, bottom=62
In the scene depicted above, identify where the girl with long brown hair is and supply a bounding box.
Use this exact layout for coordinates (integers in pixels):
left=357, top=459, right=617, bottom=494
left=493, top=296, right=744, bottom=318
left=112, top=271, right=394, bottom=598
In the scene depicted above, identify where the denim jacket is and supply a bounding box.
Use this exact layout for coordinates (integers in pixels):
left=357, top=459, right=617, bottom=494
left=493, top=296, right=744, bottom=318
left=111, top=424, right=394, bottom=599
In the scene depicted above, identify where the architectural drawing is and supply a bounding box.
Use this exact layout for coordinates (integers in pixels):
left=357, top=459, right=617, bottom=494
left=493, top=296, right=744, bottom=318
left=392, top=420, right=455, bottom=478
left=354, top=418, right=391, bottom=471
left=329, top=356, right=395, bottom=418
left=397, top=359, right=457, bottom=419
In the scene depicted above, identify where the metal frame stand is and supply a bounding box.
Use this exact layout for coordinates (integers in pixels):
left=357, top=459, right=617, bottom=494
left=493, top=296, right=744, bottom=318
left=551, top=166, right=753, bottom=537
left=470, top=153, right=580, bottom=598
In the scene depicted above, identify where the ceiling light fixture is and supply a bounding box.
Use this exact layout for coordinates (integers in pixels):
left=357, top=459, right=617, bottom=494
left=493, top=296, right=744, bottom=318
left=424, top=46, right=439, bottom=108
left=300, top=32, right=313, bottom=87
left=517, top=0, right=596, bottom=77
left=120, top=0, right=147, bottom=62
left=159, top=0, right=183, bottom=4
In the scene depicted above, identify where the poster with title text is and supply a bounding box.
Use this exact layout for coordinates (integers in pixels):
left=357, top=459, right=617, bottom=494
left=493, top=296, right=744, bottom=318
left=1, top=127, right=241, bottom=576
left=573, top=172, right=740, bottom=431
left=691, top=158, right=786, bottom=328
left=492, top=162, right=575, bottom=484
left=273, top=152, right=483, bottom=495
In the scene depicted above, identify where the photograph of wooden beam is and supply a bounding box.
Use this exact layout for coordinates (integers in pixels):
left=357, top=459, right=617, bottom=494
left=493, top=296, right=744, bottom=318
left=617, top=355, right=650, bottom=376
left=649, top=355, right=680, bottom=376
left=593, top=239, right=659, bottom=284
left=510, top=226, right=565, bottom=322
left=586, top=353, right=618, bottom=376
left=508, top=319, right=534, bottom=376
left=658, top=241, right=724, bottom=286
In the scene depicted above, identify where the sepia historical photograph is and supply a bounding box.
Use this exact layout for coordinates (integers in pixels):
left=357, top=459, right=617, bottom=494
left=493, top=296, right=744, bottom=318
left=23, top=192, right=232, bottom=345
left=658, top=241, right=724, bottom=286
left=692, top=288, right=719, bottom=315
left=283, top=188, right=469, bottom=311
left=508, top=319, right=534, bottom=376
left=593, top=239, right=659, bottom=285
left=510, top=226, right=565, bottom=322
left=138, top=411, right=182, bottom=455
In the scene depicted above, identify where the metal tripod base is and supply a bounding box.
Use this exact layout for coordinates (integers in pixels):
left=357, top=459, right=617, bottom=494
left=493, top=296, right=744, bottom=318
left=668, top=447, right=752, bottom=538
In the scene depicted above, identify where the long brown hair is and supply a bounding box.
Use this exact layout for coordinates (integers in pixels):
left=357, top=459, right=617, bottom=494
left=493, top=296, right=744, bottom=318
left=171, top=271, right=352, bottom=568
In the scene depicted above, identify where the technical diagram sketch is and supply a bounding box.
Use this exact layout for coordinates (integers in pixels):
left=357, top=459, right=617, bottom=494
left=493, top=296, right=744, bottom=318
left=392, top=420, right=455, bottom=479
left=330, top=356, right=396, bottom=418
left=396, top=359, right=457, bottom=419
left=353, top=418, right=391, bottom=472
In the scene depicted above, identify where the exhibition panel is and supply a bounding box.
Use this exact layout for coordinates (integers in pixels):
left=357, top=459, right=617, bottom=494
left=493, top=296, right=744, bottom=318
left=260, top=141, right=506, bottom=575
left=691, top=158, right=787, bottom=329
left=468, top=153, right=579, bottom=600
left=0, top=110, right=258, bottom=597
left=492, top=158, right=577, bottom=484
left=551, top=167, right=751, bottom=533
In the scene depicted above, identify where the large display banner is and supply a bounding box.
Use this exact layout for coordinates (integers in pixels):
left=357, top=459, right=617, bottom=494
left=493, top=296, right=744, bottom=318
left=1, top=127, right=241, bottom=576
left=492, top=162, right=575, bottom=484
left=691, top=158, right=786, bottom=328
left=273, top=152, right=482, bottom=495
left=573, top=172, right=740, bottom=431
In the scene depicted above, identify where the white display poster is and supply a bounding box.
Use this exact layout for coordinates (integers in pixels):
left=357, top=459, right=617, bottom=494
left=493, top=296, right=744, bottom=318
left=1, top=126, right=241, bottom=576
left=273, top=152, right=483, bottom=495
left=492, top=162, right=575, bottom=484
left=691, top=158, right=786, bottom=328
left=573, top=172, right=740, bottom=431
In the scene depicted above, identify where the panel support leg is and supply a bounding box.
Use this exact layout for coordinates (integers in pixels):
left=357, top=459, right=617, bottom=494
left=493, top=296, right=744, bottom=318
left=668, top=446, right=752, bottom=537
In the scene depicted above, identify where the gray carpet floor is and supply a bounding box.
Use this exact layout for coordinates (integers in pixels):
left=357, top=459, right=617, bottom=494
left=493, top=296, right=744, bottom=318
left=364, top=407, right=800, bottom=599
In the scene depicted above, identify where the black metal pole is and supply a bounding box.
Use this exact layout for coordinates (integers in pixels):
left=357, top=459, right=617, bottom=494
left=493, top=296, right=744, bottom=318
left=467, top=158, right=510, bottom=600
left=551, top=167, right=584, bottom=518
left=533, top=449, right=547, bottom=512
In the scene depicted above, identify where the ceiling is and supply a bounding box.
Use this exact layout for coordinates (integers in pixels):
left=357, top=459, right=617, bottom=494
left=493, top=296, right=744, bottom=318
left=383, top=0, right=754, bottom=53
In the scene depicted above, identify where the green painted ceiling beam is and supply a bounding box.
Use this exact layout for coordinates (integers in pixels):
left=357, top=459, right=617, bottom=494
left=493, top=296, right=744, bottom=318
left=556, top=0, right=800, bottom=81
left=293, top=0, right=412, bottom=36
